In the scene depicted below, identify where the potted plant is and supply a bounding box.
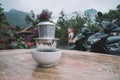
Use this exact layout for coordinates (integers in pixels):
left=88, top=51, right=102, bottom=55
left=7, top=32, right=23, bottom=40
left=37, top=9, right=52, bottom=22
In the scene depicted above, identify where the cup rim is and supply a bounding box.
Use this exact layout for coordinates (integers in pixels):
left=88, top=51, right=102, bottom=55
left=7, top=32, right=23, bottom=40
left=31, top=48, right=61, bottom=53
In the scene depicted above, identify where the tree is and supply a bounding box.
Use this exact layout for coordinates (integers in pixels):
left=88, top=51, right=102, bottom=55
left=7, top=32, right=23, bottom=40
left=82, top=11, right=101, bottom=33
left=25, top=10, right=38, bottom=26
left=117, top=4, right=120, bottom=10
left=0, top=3, right=9, bottom=25
left=56, top=11, right=67, bottom=45
left=56, top=11, right=85, bottom=45
left=0, top=3, right=14, bottom=49
left=116, top=4, right=120, bottom=26
left=101, top=4, right=120, bottom=26
left=0, top=3, right=10, bottom=38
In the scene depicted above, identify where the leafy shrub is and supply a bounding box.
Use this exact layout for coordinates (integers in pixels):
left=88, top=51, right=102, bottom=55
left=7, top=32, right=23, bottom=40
left=9, top=37, right=30, bottom=49
left=0, top=43, right=4, bottom=49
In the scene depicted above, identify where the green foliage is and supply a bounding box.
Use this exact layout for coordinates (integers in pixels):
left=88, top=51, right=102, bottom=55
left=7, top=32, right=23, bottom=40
left=68, top=12, right=85, bottom=34
left=56, top=11, right=85, bottom=45
left=25, top=10, right=38, bottom=26
left=87, top=23, right=102, bottom=33
left=84, top=13, right=94, bottom=24
left=0, top=3, right=15, bottom=49
left=0, top=3, right=27, bottom=50
left=10, top=37, right=30, bottom=49
left=0, top=3, right=11, bottom=39
left=56, top=11, right=67, bottom=45
left=0, top=43, right=4, bottom=50
left=0, top=3, right=8, bottom=25
left=84, top=11, right=102, bottom=33
left=100, top=4, right=120, bottom=26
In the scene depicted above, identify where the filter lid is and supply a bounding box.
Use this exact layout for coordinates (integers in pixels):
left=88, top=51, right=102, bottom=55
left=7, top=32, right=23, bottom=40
left=38, top=22, right=56, bottom=26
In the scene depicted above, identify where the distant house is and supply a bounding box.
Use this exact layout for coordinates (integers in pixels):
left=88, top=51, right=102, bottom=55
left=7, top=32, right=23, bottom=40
left=16, top=26, right=38, bottom=42
left=16, top=26, right=33, bottom=34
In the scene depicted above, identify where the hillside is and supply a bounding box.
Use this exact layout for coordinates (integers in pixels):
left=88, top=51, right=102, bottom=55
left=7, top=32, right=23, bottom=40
left=4, top=9, right=32, bottom=27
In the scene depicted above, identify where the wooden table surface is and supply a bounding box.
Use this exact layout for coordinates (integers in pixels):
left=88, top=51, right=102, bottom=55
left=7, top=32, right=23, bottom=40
left=0, top=49, right=120, bottom=80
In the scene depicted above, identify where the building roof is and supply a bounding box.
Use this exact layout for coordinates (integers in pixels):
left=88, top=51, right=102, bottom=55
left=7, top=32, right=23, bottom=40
left=16, top=26, right=33, bottom=34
